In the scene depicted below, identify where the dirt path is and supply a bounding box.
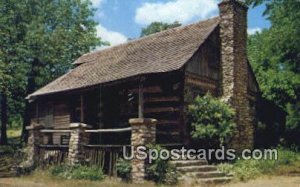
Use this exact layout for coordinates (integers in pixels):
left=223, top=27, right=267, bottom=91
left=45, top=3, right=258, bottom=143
left=0, top=175, right=300, bottom=187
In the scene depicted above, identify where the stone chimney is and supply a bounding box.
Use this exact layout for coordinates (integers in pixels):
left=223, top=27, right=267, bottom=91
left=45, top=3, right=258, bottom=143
left=218, top=0, right=254, bottom=150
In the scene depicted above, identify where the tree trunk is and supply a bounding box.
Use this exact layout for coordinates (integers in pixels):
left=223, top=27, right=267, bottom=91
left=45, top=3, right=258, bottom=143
left=21, top=101, right=31, bottom=143
left=0, top=94, right=8, bottom=145
left=21, top=58, right=39, bottom=143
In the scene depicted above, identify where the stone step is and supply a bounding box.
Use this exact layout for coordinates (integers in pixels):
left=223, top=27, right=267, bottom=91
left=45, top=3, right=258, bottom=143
left=0, top=171, right=16, bottom=178
left=177, top=165, right=218, bottom=173
left=0, top=164, right=13, bottom=171
left=196, top=176, right=233, bottom=184
left=189, top=171, right=226, bottom=178
left=170, top=159, right=208, bottom=167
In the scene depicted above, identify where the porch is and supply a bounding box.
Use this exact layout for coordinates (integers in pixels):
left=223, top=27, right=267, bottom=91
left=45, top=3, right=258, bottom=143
left=27, top=72, right=185, bottom=178
left=29, top=72, right=185, bottom=147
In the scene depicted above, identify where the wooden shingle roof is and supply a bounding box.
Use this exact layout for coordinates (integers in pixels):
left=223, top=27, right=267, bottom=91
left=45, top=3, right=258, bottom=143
left=28, top=17, right=220, bottom=98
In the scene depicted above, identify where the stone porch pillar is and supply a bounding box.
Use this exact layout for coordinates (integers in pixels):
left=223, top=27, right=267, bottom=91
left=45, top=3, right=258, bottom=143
left=26, top=124, right=44, bottom=167
left=68, top=123, right=91, bottom=165
left=129, top=118, right=157, bottom=183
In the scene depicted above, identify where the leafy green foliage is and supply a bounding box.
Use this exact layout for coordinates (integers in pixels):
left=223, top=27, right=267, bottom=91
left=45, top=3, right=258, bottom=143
left=145, top=144, right=178, bottom=185
left=140, top=21, right=181, bottom=37
left=247, top=0, right=300, bottom=145
left=218, top=147, right=300, bottom=181
left=116, top=158, right=132, bottom=180
left=188, top=93, right=236, bottom=147
left=0, top=0, right=103, bottom=134
left=50, top=165, right=104, bottom=181
left=245, top=0, right=265, bottom=7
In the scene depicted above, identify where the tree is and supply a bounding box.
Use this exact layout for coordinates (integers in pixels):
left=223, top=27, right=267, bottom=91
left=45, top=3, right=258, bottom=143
left=246, top=0, right=300, bottom=145
left=0, top=61, right=9, bottom=144
left=140, top=21, right=181, bottom=37
left=0, top=0, right=103, bottom=143
left=188, top=93, right=236, bottom=147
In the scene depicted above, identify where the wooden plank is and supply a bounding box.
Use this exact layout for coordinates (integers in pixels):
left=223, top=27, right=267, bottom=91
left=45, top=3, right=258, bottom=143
left=144, top=107, right=180, bottom=114
left=80, top=95, right=84, bottom=122
left=41, top=129, right=71, bottom=133
left=138, top=78, right=144, bottom=118
left=54, top=115, right=70, bottom=119
left=39, top=145, right=69, bottom=148
left=129, top=86, right=162, bottom=94
left=185, top=73, right=218, bottom=89
left=53, top=125, right=70, bottom=130
left=85, top=127, right=132, bottom=133
left=157, top=120, right=180, bottom=125
left=85, top=145, right=130, bottom=148
left=157, top=131, right=180, bottom=136
left=54, top=120, right=70, bottom=123
left=144, top=96, right=180, bottom=103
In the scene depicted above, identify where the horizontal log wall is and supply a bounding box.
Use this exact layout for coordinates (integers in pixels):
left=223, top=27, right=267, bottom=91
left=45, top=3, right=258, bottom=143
left=31, top=97, right=71, bottom=145
left=142, top=72, right=185, bottom=144
left=53, top=103, right=70, bottom=144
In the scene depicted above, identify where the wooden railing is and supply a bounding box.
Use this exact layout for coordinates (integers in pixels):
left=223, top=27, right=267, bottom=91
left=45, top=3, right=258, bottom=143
left=40, top=129, right=71, bottom=133
left=38, top=145, right=69, bottom=166
left=85, top=127, right=131, bottom=133
left=83, top=127, right=131, bottom=176
left=84, top=145, right=131, bottom=176
left=37, top=126, right=131, bottom=176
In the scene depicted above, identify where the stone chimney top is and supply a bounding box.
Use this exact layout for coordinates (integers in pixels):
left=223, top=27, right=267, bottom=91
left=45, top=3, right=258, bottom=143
left=219, top=0, right=248, bottom=10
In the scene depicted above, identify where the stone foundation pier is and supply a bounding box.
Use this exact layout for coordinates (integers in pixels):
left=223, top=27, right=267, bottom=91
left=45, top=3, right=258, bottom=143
left=129, top=118, right=157, bottom=183
left=68, top=123, right=91, bottom=165
left=26, top=124, right=44, bottom=167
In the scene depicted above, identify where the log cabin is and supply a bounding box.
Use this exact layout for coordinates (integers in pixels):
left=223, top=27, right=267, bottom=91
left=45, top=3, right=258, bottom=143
left=26, top=0, right=282, bottom=152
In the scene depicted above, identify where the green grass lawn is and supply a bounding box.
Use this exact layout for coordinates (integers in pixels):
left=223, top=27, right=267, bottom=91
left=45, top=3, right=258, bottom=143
left=7, top=128, right=22, bottom=144
left=0, top=170, right=157, bottom=187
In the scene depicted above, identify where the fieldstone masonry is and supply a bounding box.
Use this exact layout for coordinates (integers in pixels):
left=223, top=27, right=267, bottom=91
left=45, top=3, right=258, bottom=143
left=129, top=118, right=157, bottom=184
left=219, top=0, right=254, bottom=150
left=26, top=124, right=44, bottom=167
left=68, top=123, right=91, bottom=165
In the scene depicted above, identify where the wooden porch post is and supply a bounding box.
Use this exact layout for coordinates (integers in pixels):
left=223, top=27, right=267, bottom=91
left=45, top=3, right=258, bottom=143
left=138, top=77, right=145, bottom=118
left=98, top=86, right=104, bottom=143
left=36, top=102, right=39, bottom=124
left=80, top=95, right=84, bottom=123
left=130, top=76, right=158, bottom=183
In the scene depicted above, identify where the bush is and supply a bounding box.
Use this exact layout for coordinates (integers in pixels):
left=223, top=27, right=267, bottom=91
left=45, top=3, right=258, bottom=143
left=217, top=163, right=233, bottom=175
left=116, top=158, right=131, bottom=180
left=233, top=159, right=262, bottom=181
left=284, top=103, right=300, bottom=146
left=188, top=93, right=236, bottom=147
left=50, top=165, right=104, bottom=181
left=145, top=144, right=178, bottom=185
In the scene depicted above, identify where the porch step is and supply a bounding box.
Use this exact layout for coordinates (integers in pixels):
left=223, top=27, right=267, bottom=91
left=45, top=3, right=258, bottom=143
left=170, top=159, right=208, bottom=167
left=174, top=158, right=232, bottom=185
left=0, top=171, right=16, bottom=178
left=177, top=165, right=217, bottom=173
